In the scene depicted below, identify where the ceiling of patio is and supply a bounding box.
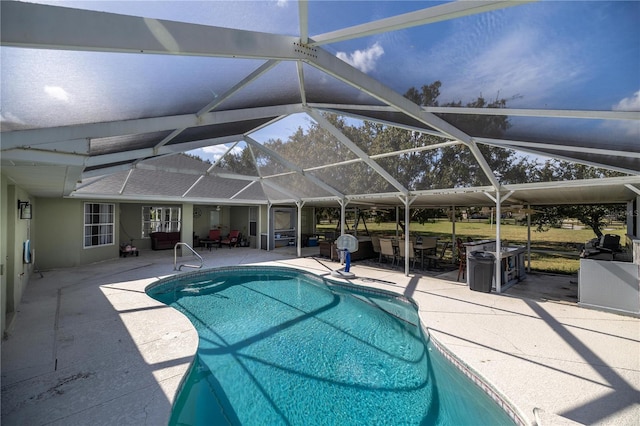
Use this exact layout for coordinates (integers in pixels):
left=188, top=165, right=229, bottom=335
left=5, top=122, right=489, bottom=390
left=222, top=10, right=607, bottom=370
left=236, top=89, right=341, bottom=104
left=1, top=1, right=639, bottom=208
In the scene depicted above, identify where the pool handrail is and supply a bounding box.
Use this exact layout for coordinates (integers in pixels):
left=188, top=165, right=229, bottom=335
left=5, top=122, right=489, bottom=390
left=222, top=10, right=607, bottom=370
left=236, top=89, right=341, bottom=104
left=173, top=242, right=204, bottom=271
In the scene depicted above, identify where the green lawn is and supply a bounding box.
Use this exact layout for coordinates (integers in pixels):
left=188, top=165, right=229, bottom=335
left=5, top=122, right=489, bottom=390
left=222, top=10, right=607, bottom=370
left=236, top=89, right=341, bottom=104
left=316, top=219, right=628, bottom=275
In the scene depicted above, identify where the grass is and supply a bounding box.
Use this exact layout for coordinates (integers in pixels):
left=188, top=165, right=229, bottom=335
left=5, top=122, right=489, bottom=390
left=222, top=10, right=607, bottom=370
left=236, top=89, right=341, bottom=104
left=316, top=219, right=628, bottom=275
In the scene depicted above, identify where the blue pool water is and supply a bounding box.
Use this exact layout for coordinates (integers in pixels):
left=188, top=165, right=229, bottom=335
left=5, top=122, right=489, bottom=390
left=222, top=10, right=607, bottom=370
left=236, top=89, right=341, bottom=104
left=147, top=266, right=516, bottom=426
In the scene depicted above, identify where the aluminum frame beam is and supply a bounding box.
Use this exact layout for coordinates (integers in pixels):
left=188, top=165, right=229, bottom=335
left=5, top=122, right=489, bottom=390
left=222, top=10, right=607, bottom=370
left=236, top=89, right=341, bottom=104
left=306, top=44, right=501, bottom=188
left=1, top=2, right=303, bottom=60
left=1, top=105, right=304, bottom=149
left=244, top=136, right=345, bottom=199
left=310, top=1, right=528, bottom=46
left=307, top=108, right=410, bottom=195
left=426, top=106, right=639, bottom=121
left=313, top=102, right=639, bottom=122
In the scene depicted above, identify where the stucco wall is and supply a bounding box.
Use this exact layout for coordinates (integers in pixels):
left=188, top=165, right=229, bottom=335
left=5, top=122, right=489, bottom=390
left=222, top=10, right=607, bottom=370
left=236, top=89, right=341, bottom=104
left=119, top=203, right=151, bottom=250
left=229, top=206, right=249, bottom=240
left=300, top=207, right=315, bottom=234
left=1, top=175, right=6, bottom=333
left=193, top=205, right=218, bottom=242
left=1, top=177, right=36, bottom=334
left=34, top=198, right=119, bottom=270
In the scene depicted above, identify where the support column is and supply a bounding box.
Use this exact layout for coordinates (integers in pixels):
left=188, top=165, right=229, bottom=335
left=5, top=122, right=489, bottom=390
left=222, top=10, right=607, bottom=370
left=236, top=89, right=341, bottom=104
left=404, top=198, right=411, bottom=276
left=495, top=190, right=502, bottom=293
left=339, top=199, right=346, bottom=236
left=266, top=203, right=271, bottom=251
left=181, top=204, right=194, bottom=256
left=527, top=204, right=532, bottom=272
left=296, top=201, right=304, bottom=258
left=451, top=205, right=457, bottom=259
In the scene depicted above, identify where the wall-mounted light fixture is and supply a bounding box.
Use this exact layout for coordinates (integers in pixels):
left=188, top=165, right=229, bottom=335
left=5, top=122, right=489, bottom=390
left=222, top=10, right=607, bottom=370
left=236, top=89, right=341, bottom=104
left=18, top=199, right=32, bottom=219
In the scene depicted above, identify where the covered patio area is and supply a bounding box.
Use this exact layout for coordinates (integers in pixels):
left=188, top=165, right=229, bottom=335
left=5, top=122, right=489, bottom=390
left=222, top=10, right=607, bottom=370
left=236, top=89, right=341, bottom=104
left=2, top=248, right=638, bottom=425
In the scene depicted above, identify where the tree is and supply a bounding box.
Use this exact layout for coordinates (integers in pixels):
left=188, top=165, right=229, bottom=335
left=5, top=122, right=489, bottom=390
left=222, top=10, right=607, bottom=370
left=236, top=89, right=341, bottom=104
left=218, top=81, right=626, bottom=237
left=530, top=161, right=628, bottom=237
left=531, top=204, right=625, bottom=238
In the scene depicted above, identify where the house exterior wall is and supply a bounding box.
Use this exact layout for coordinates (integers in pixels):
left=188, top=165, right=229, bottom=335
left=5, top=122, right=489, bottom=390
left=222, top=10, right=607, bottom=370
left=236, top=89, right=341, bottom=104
left=300, top=207, right=315, bottom=235
left=192, top=205, right=212, bottom=242
left=1, top=175, right=6, bottom=334
left=119, top=203, right=150, bottom=250
left=192, top=205, right=232, bottom=242
left=1, top=176, right=36, bottom=335
left=229, top=206, right=249, bottom=242
left=118, top=202, right=191, bottom=251
left=34, top=198, right=119, bottom=270
left=0, top=193, right=259, bottom=334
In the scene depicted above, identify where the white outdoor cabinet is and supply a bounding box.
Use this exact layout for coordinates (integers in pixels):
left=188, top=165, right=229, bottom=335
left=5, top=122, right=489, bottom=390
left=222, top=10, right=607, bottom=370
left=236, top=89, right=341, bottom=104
left=579, top=259, right=640, bottom=316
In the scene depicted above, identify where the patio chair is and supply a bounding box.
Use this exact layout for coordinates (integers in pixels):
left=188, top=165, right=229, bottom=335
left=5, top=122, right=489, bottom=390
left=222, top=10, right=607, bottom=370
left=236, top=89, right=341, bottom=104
left=581, top=234, right=621, bottom=260
left=201, top=229, right=221, bottom=250
left=397, top=241, right=417, bottom=269
left=601, top=234, right=621, bottom=252
left=420, top=237, right=438, bottom=255
left=379, top=238, right=396, bottom=265
left=221, top=230, right=240, bottom=248
left=425, top=241, right=450, bottom=270
left=371, top=235, right=381, bottom=261
left=456, top=238, right=467, bottom=281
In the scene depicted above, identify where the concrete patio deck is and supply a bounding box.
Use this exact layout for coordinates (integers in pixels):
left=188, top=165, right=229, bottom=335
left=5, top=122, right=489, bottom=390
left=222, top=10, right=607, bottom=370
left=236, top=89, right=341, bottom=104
left=2, top=247, right=638, bottom=425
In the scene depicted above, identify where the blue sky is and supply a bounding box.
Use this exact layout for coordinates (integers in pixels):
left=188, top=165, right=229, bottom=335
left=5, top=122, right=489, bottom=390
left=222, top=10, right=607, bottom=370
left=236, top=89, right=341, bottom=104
left=28, top=1, right=639, bottom=163
left=190, top=0, right=638, bottom=162
left=316, top=1, right=639, bottom=112
left=39, top=1, right=639, bottom=111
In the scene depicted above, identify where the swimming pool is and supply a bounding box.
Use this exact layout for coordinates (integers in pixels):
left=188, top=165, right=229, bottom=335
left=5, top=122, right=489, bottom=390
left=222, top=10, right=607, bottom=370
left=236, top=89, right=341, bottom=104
left=147, top=266, right=519, bottom=425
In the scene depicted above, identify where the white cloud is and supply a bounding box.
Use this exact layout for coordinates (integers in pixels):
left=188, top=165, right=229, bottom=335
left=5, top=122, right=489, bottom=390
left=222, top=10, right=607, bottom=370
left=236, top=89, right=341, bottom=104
left=0, top=112, right=24, bottom=124
left=613, top=90, right=640, bottom=111
left=275, top=0, right=288, bottom=8
left=432, top=27, right=584, bottom=106
left=44, top=85, right=70, bottom=102
left=0, top=112, right=26, bottom=130
left=250, top=113, right=312, bottom=142
left=418, top=7, right=588, bottom=107
left=336, top=42, right=384, bottom=73
left=202, top=144, right=243, bottom=157
left=188, top=144, right=243, bottom=164
left=599, top=91, right=640, bottom=137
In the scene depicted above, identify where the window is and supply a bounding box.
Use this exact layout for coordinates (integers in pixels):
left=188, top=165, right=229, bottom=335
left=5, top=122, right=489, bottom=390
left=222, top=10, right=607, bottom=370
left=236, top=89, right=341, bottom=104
left=142, top=206, right=181, bottom=238
left=84, top=203, right=114, bottom=248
